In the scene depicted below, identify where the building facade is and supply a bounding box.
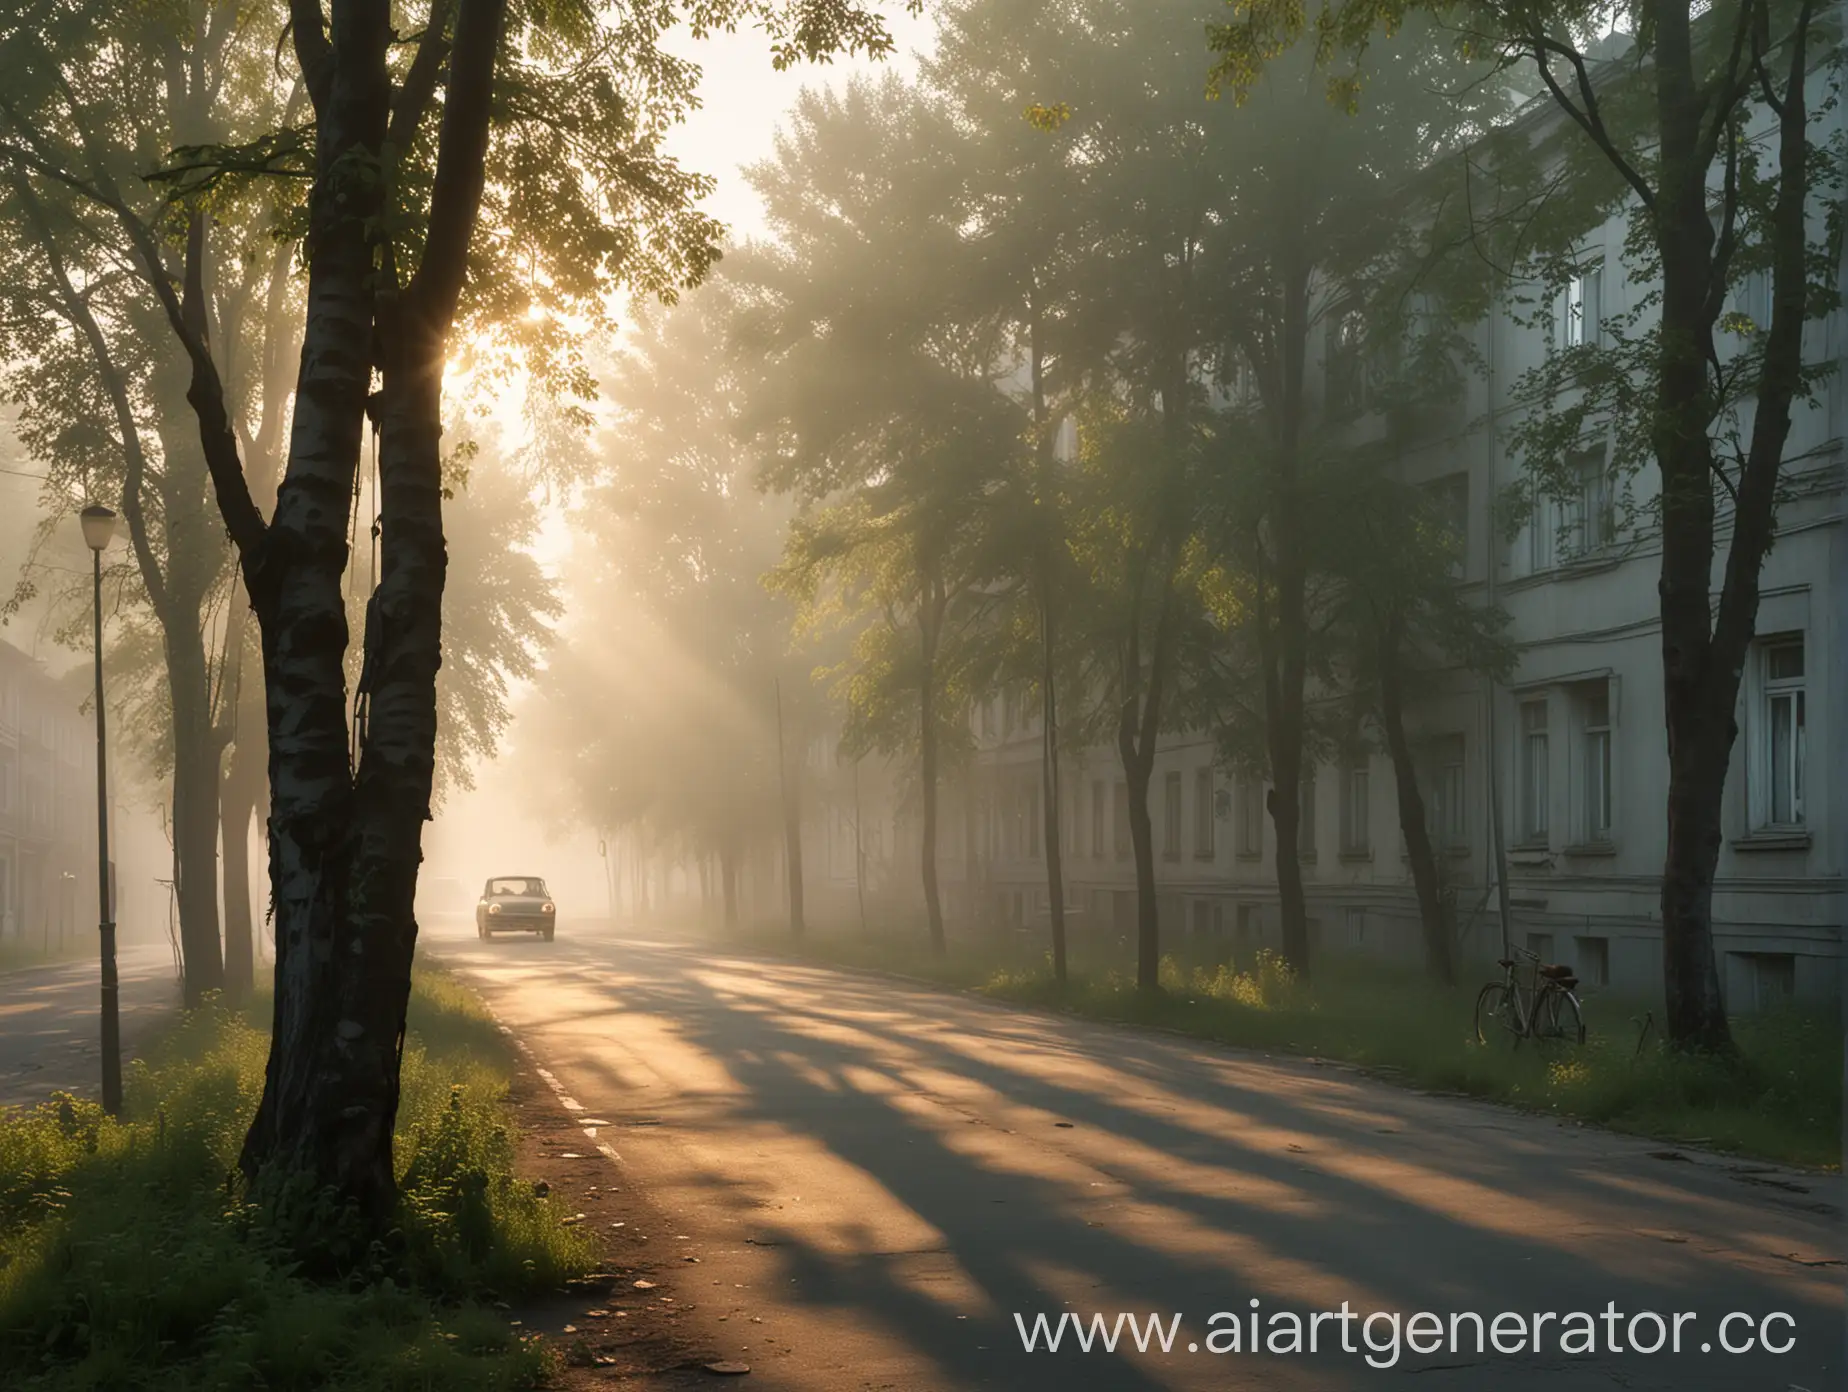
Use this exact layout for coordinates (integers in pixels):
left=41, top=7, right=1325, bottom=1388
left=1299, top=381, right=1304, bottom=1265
left=792, top=89, right=1844, bottom=1011
left=0, top=640, right=99, bottom=952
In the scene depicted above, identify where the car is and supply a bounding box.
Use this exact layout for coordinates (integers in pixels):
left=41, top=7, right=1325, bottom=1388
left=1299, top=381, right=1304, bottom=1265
left=477, top=876, right=557, bottom=941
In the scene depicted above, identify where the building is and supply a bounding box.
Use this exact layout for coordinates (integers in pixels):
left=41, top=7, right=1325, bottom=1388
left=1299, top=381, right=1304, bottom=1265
left=0, top=639, right=99, bottom=952
left=795, top=66, right=1844, bottom=1011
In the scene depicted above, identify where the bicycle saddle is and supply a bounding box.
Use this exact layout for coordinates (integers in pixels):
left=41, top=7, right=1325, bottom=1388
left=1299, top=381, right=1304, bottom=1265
left=1538, top=963, right=1575, bottom=980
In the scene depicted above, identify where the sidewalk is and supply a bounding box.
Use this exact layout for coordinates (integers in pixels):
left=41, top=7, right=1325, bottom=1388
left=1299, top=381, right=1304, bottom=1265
left=0, top=943, right=181, bottom=1110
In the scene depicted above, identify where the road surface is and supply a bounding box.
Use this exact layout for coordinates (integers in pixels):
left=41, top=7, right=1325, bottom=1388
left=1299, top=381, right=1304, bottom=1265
left=0, top=943, right=180, bottom=1110
left=432, top=925, right=1842, bottom=1391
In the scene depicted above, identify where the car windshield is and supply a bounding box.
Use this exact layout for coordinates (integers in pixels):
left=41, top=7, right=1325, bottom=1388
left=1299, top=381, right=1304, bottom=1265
left=486, top=878, right=547, bottom=898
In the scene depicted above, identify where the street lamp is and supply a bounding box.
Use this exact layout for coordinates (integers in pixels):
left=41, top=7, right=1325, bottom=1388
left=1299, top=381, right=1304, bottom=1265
left=80, top=504, right=121, bottom=1117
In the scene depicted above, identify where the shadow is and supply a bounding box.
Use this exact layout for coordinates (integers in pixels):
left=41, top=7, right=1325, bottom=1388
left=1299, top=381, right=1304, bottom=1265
left=431, top=933, right=1844, bottom=1391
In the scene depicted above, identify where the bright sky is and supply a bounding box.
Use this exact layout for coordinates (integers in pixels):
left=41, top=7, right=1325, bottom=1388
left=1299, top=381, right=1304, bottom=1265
left=519, top=8, right=936, bottom=566
left=660, top=7, right=937, bottom=242
left=434, top=9, right=939, bottom=881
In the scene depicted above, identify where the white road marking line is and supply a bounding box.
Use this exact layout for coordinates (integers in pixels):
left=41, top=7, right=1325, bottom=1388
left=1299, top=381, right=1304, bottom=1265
left=597, top=1143, right=622, bottom=1162
left=560, top=1097, right=584, bottom=1112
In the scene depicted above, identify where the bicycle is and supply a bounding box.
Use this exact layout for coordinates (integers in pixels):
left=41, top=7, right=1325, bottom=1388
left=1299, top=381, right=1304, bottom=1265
left=1474, top=944, right=1585, bottom=1047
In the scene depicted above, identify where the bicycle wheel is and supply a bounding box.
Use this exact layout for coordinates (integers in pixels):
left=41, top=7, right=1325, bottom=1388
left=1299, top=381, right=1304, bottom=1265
left=1534, top=985, right=1586, bottom=1046
left=1474, top=982, right=1520, bottom=1046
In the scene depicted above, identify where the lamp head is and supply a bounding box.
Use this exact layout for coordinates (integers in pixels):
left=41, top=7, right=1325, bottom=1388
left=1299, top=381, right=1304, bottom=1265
left=79, top=505, right=117, bottom=553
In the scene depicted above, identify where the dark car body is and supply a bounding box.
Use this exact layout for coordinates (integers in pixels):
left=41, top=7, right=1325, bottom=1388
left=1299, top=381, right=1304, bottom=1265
left=477, top=876, right=556, bottom=940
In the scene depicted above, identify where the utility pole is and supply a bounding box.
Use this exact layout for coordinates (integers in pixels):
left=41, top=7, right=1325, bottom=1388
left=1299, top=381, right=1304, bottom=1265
left=79, top=505, right=121, bottom=1117
left=774, top=678, right=805, bottom=936
left=853, top=757, right=867, bottom=937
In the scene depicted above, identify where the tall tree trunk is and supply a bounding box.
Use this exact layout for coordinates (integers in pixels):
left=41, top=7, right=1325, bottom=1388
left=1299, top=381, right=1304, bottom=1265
left=1259, top=258, right=1314, bottom=980
left=720, top=840, right=739, bottom=928
left=918, top=581, right=946, bottom=955
left=1117, top=567, right=1176, bottom=992
left=220, top=688, right=265, bottom=994
left=1119, top=718, right=1159, bottom=990
left=1039, top=594, right=1067, bottom=982
left=242, top=0, right=508, bottom=1226
left=235, top=0, right=403, bottom=1232
left=1376, top=617, right=1450, bottom=984
left=775, top=677, right=804, bottom=936
left=1027, top=277, right=1067, bottom=981
left=167, top=634, right=225, bottom=1006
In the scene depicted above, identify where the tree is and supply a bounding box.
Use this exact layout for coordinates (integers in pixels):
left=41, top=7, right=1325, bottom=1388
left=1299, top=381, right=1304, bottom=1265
left=771, top=449, right=1000, bottom=952
left=1066, top=407, right=1209, bottom=989
left=741, top=75, right=1018, bottom=952
left=926, top=0, right=1093, bottom=980
left=1210, top=0, right=1843, bottom=1047
left=109, top=0, right=916, bottom=1242
left=530, top=286, right=795, bottom=927
left=0, top=0, right=310, bottom=1003
left=1322, top=465, right=1513, bottom=982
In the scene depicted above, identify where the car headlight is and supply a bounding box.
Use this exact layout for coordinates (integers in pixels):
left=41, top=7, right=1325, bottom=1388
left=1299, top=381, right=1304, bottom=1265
left=542, top=903, right=555, bottom=914
left=487, top=903, right=501, bottom=915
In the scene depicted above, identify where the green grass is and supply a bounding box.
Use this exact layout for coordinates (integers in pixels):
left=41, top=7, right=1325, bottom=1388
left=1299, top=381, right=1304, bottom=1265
left=714, top=920, right=1841, bottom=1170
left=0, top=964, right=593, bottom=1392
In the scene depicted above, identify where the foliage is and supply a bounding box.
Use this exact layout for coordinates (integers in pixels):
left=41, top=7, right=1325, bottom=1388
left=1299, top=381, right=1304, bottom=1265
left=0, top=967, right=590, bottom=1391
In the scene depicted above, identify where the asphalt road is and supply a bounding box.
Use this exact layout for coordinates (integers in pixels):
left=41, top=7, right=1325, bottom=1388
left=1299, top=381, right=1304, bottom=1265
left=0, top=943, right=180, bottom=1110
left=434, top=924, right=1841, bottom=1391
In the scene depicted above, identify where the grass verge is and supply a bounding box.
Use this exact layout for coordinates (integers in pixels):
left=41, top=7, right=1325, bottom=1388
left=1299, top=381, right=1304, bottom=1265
left=708, top=920, right=1841, bottom=1170
left=0, top=963, right=594, bottom=1391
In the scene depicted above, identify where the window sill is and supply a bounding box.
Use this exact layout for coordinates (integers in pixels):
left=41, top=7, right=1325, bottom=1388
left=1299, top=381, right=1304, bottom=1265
left=1731, top=831, right=1811, bottom=852
left=1234, top=851, right=1263, bottom=862
left=1298, top=851, right=1319, bottom=863
left=1562, top=841, right=1616, bottom=858
left=1339, top=848, right=1373, bottom=863
left=1509, top=846, right=1553, bottom=867
left=1193, top=851, right=1215, bottom=862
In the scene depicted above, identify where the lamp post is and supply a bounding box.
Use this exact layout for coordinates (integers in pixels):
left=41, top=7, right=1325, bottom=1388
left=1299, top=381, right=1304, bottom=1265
left=79, top=504, right=121, bottom=1117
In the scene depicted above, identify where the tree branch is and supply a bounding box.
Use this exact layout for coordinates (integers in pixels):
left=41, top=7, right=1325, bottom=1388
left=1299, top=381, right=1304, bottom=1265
left=1527, top=34, right=1656, bottom=213
left=387, top=0, right=455, bottom=155
left=289, top=0, right=334, bottom=109
left=406, top=0, right=508, bottom=332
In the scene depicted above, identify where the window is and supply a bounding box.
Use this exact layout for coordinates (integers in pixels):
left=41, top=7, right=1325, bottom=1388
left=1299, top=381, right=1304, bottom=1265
left=1423, top=474, right=1469, bottom=579
left=1756, top=637, right=1805, bottom=829
left=1193, top=768, right=1214, bottom=858
left=1191, top=899, right=1212, bottom=939
left=1557, top=260, right=1603, bottom=348
left=1528, top=494, right=1555, bottom=573
left=1428, top=734, right=1466, bottom=849
left=1091, top=779, right=1105, bottom=858
left=1574, top=935, right=1609, bottom=988
left=1577, top=682, right=1612, bottom=843
left=1339, top=759, right=1370, bottom=856
left=1113, top=782, right=1130, bottom=861
left=1526, top=931, right=1554, bottom=962
left=1519, top=699, right=1549, bottom=843
left=1566, top=450, right=1614, bottom=556
left=1727, top=267, right=1771, bottom=334
left=1727, top=952, right=1795, bottom=1013
left=1297, top=774, right=1317, bottom=857
left=1162, top=772, right=1182, bottom=860
left=1346, top=907, right=1368, bottom=949
left=1223, top=348, right=1258, bottom=406
left=1327, top=309, right=1367, bottom=415
left=1235, top=903, right=1257, bottom=941
left=1236, top=777, right=1264, bottom=858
